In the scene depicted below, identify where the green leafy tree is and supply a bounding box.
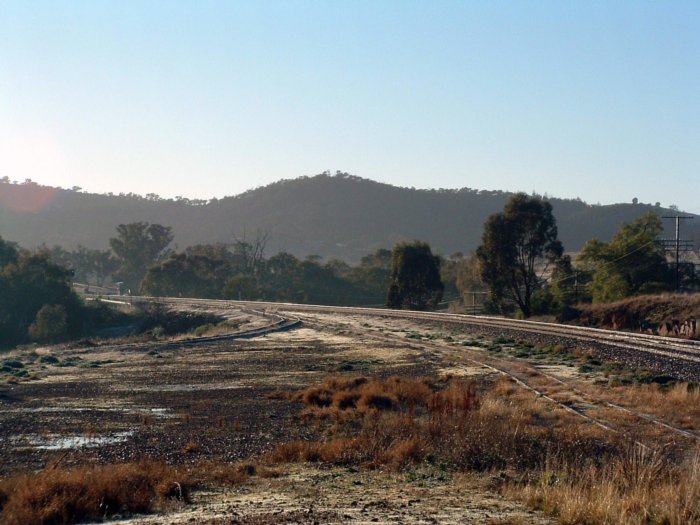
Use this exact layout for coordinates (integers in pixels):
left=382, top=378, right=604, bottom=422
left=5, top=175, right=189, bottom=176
left=223, top=274, right=259, bottom=300
left=142, top=244, right=236, bottom=298
left=259, top=252, right=303, bottom=302
left=577, top=213, right=670, bottom=302
left=438, top=252, right=465, bottom=302
left=387, top=241, right=443, bottom=311
left=28, top=304, right=68, bottom=343
left=0, top=237, right=18, bottom=267
left=0, top=245, right=83, bottom=346
left=48, top=245, right=119, bottom=285
left=350, top=248, right=392, bottom=305
left=296, top=258, right=361, bottom=305
left=476, top=194, right=565, bottom=318
left=109, top=222, right=173, bottom=292
left=87, top=249, right=120, bottom=286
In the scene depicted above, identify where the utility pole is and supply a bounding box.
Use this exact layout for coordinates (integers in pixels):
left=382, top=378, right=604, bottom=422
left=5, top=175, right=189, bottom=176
left=661, top=215, right=694, bottom=292
left=466, top=291, right=488, bottom=315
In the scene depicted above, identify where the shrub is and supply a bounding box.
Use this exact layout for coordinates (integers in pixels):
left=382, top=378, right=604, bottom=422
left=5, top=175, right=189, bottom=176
left=28, top=304, right=68, bottom=343
left=0, top=461, right=190, bottom=525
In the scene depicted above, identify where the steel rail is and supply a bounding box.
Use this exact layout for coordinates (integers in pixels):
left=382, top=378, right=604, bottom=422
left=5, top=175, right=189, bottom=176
left=121, top=296, right=700, bottom=365
left=114, top=295, right=699, bottom=445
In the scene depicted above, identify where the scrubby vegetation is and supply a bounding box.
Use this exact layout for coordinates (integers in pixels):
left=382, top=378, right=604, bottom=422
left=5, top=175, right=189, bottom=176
left=0, top=461, right=190, bottom=525
left=0, top=459, right=280, bottom=525
left=563, top=292, right=700, bottom=338
left=268, top=374, right=700, bottom=524
left=0, top=238, right=84, bottom=347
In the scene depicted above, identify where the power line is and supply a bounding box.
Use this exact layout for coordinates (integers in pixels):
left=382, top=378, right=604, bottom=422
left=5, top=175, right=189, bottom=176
left=544, top=239, right=658, bottom=288
left=661, top=214, right=694, bottom=292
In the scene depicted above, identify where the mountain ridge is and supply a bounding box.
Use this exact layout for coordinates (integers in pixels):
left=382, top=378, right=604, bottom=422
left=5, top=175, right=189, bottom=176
left=0, top=174, right=696, bottom=263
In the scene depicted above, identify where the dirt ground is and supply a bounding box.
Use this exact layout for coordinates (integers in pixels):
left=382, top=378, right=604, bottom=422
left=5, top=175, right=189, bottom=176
left=124, top=464, right=550, bottom=524
left=0, top=307, right=559, bottom=524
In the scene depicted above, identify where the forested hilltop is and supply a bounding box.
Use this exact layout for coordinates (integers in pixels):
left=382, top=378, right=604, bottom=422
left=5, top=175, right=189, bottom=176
left=0, top=173, right=696, bottom=262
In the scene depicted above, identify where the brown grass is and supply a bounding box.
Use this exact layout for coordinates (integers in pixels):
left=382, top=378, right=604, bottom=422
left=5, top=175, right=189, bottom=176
left=0, top=458, right=282, bottom=525
left=0, top=461, right=190, bottom=525
left=578, top=380, right=700, bottom=433
left=285, top=375, right=437, bottom=420
left=272, top=376, right=610, bottom=472
left=269, top=374, right=700, bottom=524
left=189, top=461, right=280, bottom=486
left=512, top=447, right=700, bottom=524
left=567, top=292, right=700, bottom=337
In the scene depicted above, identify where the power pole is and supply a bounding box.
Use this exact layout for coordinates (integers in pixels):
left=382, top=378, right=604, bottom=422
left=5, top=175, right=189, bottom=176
left=661, top=214, right=694, bottom=292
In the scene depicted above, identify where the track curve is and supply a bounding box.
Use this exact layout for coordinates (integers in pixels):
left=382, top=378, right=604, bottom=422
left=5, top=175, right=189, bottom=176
left=120, top=296, right=700, bottom=381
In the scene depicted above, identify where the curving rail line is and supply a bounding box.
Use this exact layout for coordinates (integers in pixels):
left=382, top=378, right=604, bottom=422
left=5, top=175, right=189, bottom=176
left=108, top=295, right=700, bottom=446
left=119, top=296, right=700, bottom=378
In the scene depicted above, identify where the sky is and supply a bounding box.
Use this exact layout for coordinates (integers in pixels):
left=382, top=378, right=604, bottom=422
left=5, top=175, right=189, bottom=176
left=1, top=1, right=699, bottom=210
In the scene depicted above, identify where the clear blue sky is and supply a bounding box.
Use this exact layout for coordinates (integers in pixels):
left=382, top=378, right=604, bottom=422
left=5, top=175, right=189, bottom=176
left=1, top=1, right=698, bottom=210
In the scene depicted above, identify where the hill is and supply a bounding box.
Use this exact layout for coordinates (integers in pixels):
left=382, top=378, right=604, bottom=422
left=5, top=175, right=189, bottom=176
left=0, top=174, right=696, bottom=262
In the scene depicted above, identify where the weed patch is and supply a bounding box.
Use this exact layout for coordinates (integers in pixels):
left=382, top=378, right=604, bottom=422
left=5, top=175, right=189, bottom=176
left=0, top=461, right=191, bottom=525
left=268, top=373, right=700, bottom=524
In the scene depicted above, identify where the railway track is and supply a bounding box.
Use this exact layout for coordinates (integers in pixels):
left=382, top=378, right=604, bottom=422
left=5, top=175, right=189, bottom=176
left=126, top=296, right=700, bottom=380
left=291, top=310, right=700, bottom=449
left=73, top=298, right=301, bottom=355
left=101, top=295, right=700, bottom=448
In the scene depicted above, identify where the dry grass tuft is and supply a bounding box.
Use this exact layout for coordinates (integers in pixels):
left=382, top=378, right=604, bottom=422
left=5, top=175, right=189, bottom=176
left=272, top=375, right=589, bottom=472
left=0, top=461, right=191, bottom=525
left=269, top=373, right=700, bottom=523
left=289, top=375, right=438, bottom=420
left=512, top=447, right=700, bottom=524
left=0, top=458, right=281, bottom=525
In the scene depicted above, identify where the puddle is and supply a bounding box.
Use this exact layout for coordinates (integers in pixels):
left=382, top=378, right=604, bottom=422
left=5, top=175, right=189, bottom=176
left=8, top=431, right=134, bottom=450
left=5, top=406, right=173, bottom=417
left=123, top=383, right=249, bottom=392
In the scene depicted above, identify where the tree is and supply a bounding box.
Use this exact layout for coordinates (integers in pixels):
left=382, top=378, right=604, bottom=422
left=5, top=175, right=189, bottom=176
left=577, top=213, right=670, bottom=302
left=230, top=230, right=270, bottom=276
left=223, top=274, right=259, bottom=300
left=109, top=222, right=173, bottom=292
left=28, top=304, right=68, bottom=343
left=476, top=193, right=565, bottom=318
left=259, top=252, right=303, bottom=302
left=350, top=248, right=392, bottom=304
left=47, top=245, right=119, bottom=285
left=455, top=253, right=485, bottom=294
left=386, top=241, right=443, bottom=311
left=142, top=245, right=235, bottom=299
left=87, top=249, right=120, bottom=286
left=0, top=246, right=83, bottom=347
left=0, top=237, right=18, bottom=267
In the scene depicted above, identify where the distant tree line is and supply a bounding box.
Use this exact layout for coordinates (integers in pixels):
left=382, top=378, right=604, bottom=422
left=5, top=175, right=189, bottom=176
left=2, top=191, right=695, bottom=351
left=142, top=241, right=397, bottom=306
left=33, top=221, right=465, bottom=310
left=45, top=209, right=696, bottom=321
